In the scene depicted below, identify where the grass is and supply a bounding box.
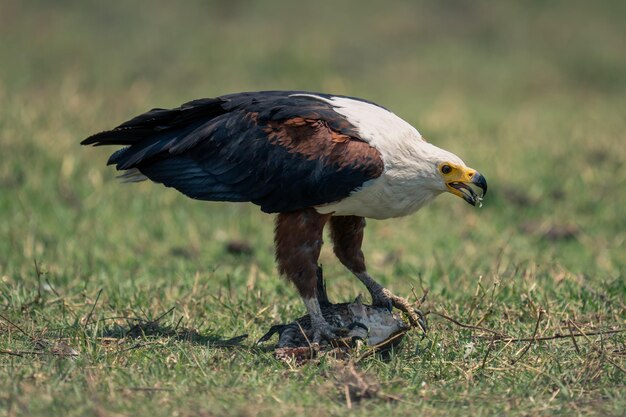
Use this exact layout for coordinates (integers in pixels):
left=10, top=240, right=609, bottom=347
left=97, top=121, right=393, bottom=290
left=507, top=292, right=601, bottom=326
left=1, top=0, right=625, bottom=415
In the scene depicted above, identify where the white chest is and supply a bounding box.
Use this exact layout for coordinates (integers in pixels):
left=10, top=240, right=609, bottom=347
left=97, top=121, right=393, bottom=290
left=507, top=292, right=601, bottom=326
left=315, top=171, right=440, bottom=219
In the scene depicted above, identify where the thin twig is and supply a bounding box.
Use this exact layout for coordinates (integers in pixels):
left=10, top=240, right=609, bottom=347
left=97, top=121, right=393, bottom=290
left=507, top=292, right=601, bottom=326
left=356, top=330, right=409, bottom=362
left=173, top=316, right=184, bottom=333
left=430, top=310, right=626, bottom=343
left=0, top=349, right=75, bottom=357
left=410, top=287, right=429, bottom=307
left=480, top=339, right=495, bottom=370
left=44, top=277, right=61, bottom=298
left=344, top=384, right=352, bottom=409
left=0, top=313, right=31, bottom=339
left=511, top=309, right=543, bottom=365
left=153, top=306, right=176, bottom=323
left=567, top=320, right=581, bottom=354
left=120, top=387, right=174, bottom=392
left=34, top=258, right=43, bottom=301
left=569, top=320, right=626, bottom=375
left=84, top=288, right=103, bottom=326
left=0, top=349, right=24, bottom=357
left=295, top=321, right=313, bottom=350
left=486, top=329, right=626, bottom=343
left=429, top=311, right=507, bottom=338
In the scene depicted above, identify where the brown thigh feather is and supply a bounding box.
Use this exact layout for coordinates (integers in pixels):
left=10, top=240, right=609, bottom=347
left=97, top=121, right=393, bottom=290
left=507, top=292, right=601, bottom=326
left=328, top=215, right=367, bottom=274
left=274, top=209, right=331, bottom=298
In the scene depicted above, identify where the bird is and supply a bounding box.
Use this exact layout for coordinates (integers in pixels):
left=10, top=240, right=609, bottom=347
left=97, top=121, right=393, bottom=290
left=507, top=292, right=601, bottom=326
left=81, top=90, right=487, bottom=343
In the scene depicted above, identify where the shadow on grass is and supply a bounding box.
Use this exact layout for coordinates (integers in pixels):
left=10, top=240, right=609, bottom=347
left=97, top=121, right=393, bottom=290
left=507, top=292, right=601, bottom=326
left=100, top=313, right=248, bottom=348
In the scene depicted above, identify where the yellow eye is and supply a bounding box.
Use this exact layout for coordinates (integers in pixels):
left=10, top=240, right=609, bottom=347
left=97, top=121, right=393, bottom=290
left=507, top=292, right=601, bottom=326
left=441, top=164, right=452, bottom=175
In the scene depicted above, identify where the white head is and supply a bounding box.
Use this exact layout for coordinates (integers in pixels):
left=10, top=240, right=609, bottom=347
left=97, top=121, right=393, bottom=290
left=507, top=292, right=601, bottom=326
left=410, top=141, right=487, bottom=206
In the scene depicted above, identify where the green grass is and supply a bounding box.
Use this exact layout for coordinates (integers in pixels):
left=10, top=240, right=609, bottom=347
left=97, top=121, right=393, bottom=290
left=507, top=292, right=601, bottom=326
left=1, top=0, right=625, bottom=416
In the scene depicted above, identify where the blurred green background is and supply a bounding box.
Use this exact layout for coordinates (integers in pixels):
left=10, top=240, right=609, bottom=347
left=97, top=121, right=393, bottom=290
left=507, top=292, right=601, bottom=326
left=0, top=1, right=624, bottom=416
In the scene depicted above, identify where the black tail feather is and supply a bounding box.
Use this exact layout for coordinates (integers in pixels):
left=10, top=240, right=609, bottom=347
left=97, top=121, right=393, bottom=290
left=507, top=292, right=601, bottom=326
left=80, top=98, right=227, bottom=147
left=80, top=129, right=157, bottom=146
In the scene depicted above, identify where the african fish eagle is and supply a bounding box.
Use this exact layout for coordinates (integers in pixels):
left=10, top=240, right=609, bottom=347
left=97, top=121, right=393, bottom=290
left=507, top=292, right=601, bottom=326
left=82, top=91, right=487, bottom=342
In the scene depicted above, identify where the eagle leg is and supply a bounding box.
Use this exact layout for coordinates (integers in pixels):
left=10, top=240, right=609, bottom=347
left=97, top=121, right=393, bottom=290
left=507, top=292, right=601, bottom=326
left=275, top=209, right=347, bottom=343
left=329, top=215, right=424, bottom=329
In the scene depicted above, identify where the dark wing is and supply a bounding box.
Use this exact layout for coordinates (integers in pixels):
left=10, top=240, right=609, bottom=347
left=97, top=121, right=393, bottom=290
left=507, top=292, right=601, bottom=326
left=81, top=91, right=384, bottom=213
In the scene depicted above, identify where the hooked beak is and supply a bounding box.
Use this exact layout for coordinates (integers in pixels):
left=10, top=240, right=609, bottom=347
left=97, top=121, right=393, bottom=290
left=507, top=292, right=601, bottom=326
left=447, top=170, right=488, bottom=207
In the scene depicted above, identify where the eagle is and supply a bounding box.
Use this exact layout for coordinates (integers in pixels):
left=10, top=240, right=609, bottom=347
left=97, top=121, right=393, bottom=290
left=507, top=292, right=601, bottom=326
left=82, top=91, right=487, bottom=342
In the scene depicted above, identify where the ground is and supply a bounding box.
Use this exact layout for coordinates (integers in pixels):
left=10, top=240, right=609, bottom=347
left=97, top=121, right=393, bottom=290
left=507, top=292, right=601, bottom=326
left=0, top=1, right=624, bottom=416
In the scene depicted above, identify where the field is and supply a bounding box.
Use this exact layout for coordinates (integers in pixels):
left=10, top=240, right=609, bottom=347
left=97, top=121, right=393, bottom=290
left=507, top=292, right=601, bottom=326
left=1, top=1, right=625, bottom=416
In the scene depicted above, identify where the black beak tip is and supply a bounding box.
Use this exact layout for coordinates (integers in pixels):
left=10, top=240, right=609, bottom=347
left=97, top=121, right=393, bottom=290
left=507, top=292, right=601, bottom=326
left=472, top=172, right=488, bottom=197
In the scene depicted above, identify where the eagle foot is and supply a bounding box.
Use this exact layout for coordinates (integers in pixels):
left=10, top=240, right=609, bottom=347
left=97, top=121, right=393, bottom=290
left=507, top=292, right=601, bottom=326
left=372, top=288, right=428, bottom=333
left=308, top=320, right=350, bottom=345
